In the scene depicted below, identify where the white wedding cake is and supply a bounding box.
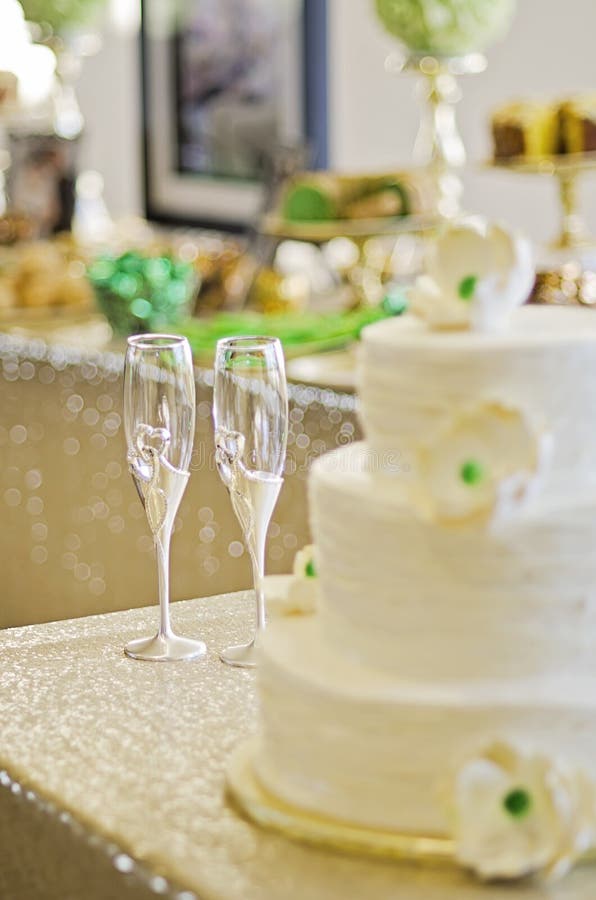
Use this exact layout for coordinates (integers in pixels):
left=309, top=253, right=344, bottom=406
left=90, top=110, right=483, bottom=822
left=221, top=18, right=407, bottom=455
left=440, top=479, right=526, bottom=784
left=248, top=221, right=596, bottom=882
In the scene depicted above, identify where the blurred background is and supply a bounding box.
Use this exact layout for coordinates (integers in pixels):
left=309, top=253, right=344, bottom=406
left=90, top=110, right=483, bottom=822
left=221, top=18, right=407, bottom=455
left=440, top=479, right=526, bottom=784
left=2, top=0, right=596, bottom=628
left=81, top=0, right=596, bottom=241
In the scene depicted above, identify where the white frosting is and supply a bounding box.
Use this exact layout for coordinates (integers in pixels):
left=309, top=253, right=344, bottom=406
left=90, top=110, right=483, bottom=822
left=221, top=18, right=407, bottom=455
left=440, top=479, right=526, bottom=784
left=358, top=306, right=596, bottom=502
left=310, top=442, right=596, bottom=680
left=256, top=616, right=596, bottom=835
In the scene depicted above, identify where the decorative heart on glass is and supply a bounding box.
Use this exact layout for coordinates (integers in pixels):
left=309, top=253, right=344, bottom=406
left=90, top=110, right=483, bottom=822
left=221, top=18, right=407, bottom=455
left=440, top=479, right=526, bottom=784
left=214, top=429, right=245, bottom=490
left=129, top=424, right=172, bottom=534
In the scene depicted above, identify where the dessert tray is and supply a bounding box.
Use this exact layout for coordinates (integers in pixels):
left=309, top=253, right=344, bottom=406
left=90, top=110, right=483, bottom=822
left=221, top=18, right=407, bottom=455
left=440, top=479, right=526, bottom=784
left=228, top=739, right=455, bottom=865
left=260, top=212, right=437, bottom=243
left=179, top=307, right=389, bottom=364
left=490, top=150, right=596, bottom=175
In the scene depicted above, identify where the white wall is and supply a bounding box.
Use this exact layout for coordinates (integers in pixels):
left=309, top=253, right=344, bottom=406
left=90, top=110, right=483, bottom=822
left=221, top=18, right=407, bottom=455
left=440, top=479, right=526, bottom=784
left=329, top=0, right=596, bottom=245
left=78, top=0, right=596, bottom=245
left=77, top=21, right=142, bottom=219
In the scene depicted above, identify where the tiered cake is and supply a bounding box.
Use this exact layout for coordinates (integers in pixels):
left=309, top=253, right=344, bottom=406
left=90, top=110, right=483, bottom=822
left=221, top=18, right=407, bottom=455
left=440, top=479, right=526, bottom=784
left=248, top=221, right=596, bottom=882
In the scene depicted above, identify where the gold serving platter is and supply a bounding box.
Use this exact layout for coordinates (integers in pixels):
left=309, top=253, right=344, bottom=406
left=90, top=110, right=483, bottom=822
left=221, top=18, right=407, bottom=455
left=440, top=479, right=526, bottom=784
left=227, top=739, right=455, bottom=865
left=260, top=212, right=438, bottom=243
left=488, top=150, right=596, bottom=177
left=262, top=166, right=441, bottom=242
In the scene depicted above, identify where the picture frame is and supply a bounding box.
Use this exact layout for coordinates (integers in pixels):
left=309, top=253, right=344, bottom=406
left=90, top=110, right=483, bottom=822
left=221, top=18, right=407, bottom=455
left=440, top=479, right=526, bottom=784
left=140, top=0, right=328, bottom=231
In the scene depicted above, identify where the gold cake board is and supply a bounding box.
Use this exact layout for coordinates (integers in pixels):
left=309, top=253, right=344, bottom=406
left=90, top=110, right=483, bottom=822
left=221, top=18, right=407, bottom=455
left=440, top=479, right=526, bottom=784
left=227, top=739, right=455, bottom=866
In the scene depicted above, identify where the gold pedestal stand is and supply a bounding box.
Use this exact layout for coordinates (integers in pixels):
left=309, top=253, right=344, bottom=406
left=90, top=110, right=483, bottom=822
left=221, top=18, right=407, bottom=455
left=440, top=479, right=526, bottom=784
left=491, top=152, right=596, bottom=250
left=386, top=51, right=488, bottom=219
left=491, top=153, right=596, bottom=306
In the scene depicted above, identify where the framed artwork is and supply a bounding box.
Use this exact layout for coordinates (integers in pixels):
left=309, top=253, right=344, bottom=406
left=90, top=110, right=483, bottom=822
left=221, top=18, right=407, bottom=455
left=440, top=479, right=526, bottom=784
left=141, top=0, right=328, bottom=230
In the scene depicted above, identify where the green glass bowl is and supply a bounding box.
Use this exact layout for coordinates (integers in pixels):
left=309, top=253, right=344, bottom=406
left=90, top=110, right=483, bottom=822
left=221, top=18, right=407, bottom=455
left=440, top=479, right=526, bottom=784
left=88, top=252, right=198, bottom=337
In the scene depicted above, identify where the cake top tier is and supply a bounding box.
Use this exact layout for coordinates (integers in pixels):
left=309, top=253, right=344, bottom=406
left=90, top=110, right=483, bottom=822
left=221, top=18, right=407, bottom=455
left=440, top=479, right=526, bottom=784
left=359, top=304, right=596, bottom=524
left=359, top=220, right=596, bottom=523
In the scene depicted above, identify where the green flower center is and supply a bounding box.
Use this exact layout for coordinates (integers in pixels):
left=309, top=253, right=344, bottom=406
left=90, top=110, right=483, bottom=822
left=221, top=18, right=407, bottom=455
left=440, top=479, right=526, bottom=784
left=458, top=275, right=478, bottom=301
left=305, top=560, right=317, bottom=578
left=503, top=788, right=532, bottom=819
left=460, top=460, right=485, bottom=486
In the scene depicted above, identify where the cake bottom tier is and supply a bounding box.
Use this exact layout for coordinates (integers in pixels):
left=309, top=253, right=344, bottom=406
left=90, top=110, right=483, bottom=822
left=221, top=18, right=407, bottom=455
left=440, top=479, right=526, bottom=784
left=255, top=616, right=596, bottom=836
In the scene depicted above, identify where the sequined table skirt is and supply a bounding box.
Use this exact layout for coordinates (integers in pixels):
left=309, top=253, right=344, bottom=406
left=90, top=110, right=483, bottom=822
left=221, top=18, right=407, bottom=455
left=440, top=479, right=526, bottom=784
left=0, top=334, right=359, bottom=629
left=1, top=593, right=594, bottom=900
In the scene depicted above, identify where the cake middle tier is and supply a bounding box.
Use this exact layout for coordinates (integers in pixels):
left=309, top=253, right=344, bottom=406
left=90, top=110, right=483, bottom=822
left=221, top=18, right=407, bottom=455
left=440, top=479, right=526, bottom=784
left=311, top=442, right=596, bottom=681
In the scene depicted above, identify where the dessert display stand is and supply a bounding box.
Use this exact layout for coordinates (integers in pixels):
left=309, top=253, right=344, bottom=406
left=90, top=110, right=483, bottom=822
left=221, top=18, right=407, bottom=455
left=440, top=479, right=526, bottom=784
left=490, top=152, right=596, bottom=251
left=387, top=50, right=488, bottom=220
left=490, top=152, right=596, bottom=306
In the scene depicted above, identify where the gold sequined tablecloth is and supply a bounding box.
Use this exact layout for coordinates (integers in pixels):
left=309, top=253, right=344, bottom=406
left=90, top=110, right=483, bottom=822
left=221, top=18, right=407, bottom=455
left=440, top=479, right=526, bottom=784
left=0, top=593, right=594, bottom=900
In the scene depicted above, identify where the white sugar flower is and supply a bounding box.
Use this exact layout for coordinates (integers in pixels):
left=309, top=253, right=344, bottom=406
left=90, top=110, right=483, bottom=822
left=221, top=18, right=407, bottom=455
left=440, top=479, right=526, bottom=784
left=410, top=220, right=534, bottom=333
left=264, top=546, right=320, bottom=616
left=287, top=544, right=320, bottom=614
left=292, top=544, right=317, bottom=580
left=413, top=403, right=551, bottom=527
left=446, top=742, right=596, bottom=882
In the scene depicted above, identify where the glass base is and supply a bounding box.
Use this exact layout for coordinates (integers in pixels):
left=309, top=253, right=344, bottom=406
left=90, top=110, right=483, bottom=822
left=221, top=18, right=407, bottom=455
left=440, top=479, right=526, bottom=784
left=124, top=633, right=206, bottom=662
left=220, top=640, right=257, bottom=669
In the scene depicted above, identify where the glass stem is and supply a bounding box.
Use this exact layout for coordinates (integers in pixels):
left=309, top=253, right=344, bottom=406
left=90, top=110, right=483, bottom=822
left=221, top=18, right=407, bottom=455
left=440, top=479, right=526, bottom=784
left=155, top=528, right=173, bottom=639
left=250, top=535, right=267, bottom=638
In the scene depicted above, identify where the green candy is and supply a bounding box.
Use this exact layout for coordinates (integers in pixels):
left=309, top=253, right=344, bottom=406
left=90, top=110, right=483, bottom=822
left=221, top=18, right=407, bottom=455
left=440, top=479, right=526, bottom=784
left=88, top=250, right=195, bottom=336
left=382, top=286, right=408, bottom=316
left=87, top=258, right=115, bottom=284
left=112, top=273, right=140, bottom=300
left=130, top=298, right=152, bottom=320
left=305, top=559, right=317, bottom=578
left=145, top=257, right=172, bottom=286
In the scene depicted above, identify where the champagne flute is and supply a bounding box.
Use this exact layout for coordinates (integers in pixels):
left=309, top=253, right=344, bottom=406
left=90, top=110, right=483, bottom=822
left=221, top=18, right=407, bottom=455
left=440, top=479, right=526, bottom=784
left=213, top=336, right=288, bottom=668
left=124, top=334, right=206, bottom=662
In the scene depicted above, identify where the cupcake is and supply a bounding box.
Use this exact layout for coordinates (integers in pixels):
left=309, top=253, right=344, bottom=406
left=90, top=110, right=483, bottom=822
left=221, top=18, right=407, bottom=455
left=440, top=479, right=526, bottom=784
left=492, top=101, right=560, bottom=160
left=559, top=95, right=596, bottom=154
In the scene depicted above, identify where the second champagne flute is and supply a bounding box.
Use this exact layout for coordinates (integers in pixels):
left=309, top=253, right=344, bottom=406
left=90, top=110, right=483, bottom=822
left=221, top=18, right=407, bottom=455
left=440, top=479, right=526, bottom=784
left=213, top=336, right=288, bottom=668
